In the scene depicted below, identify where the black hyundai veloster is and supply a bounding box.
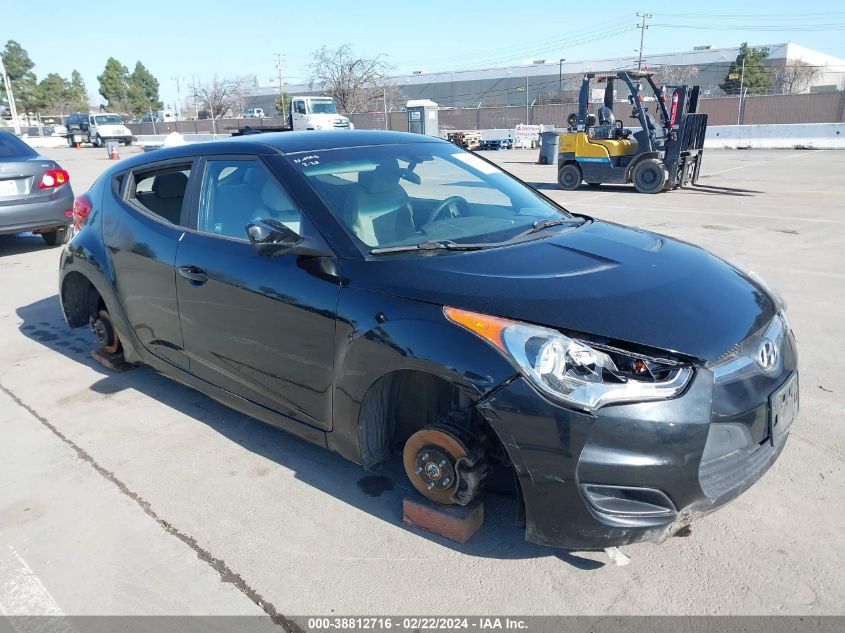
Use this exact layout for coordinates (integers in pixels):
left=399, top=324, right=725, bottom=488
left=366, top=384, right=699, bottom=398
left=59, top=131, right=798, bottom=549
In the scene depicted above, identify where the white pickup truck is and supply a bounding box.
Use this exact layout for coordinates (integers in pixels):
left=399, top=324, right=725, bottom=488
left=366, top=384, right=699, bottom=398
left=65, top=112, right=133, bottom=147
left=289, top=96, right=353, bottom=130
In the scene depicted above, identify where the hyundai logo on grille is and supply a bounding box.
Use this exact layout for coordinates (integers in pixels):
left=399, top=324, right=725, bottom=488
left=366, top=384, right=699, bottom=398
left=757, top=339, right=778, bottom=371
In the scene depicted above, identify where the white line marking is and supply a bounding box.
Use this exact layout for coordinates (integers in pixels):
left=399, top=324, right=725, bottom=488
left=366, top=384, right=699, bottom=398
left=576, top=204, right=845, bottom=226
left=701, top=151, right=819, bottom=176
left=0, top=545, right=64, bottom=616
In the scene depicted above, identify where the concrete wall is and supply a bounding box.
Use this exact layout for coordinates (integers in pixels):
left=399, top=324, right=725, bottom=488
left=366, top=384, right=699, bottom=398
left=704, top=123, right=845, bottom=149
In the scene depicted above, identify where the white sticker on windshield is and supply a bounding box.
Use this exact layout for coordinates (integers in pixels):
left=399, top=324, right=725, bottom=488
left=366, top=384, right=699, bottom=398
left=451, top=152, right=498, bottom=174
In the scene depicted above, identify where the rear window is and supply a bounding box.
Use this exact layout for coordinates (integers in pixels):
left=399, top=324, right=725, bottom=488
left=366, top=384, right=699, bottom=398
left=0, top=132, right=38, bottom=158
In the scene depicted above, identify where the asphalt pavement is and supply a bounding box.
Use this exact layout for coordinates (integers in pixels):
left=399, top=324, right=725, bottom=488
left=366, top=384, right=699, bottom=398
left=1, top=145, right=843, bottom=622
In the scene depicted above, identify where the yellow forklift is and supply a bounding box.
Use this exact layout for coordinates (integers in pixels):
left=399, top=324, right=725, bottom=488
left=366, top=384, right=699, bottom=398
left=557, top=71, right=708, bottom=193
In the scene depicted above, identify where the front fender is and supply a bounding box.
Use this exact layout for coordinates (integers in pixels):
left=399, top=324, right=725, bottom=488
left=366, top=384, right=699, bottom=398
left=329, top=287, right=517, bottom=463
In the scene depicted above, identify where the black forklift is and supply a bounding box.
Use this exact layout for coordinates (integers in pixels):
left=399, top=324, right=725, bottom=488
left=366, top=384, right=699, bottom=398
left=557, top=71, right=708, bottom=193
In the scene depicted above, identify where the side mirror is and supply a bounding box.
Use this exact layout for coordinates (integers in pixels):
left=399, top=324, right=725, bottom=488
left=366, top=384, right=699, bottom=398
left=247, top=219, right=302, bottom=257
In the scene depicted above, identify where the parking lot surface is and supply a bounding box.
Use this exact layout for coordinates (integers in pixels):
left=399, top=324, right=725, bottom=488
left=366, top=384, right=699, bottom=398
left=1, top=146, right=843, bottom=619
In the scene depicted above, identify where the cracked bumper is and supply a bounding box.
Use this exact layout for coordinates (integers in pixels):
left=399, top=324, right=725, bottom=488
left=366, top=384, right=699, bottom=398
left=476, top=362, right=795, bottom=550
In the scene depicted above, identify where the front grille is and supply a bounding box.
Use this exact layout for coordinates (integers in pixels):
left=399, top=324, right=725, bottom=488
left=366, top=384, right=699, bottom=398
left=699, top=314, right=797, bottom=499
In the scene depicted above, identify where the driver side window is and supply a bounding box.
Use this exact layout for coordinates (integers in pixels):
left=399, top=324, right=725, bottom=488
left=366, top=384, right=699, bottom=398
left=197, top=159, right=302, bottom=240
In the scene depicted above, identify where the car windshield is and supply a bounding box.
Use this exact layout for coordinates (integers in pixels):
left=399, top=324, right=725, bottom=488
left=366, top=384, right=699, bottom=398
left=309, top=100, right=337, bottom=114
left=287, top=142, right=572, bottom=251
left=95, top=115, right=123, bottom=125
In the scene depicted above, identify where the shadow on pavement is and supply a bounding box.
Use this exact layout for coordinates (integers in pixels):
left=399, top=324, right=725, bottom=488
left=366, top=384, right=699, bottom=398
left=16, top=294, right=606, bottom=569
left=0, top=233, right=59, bottom=257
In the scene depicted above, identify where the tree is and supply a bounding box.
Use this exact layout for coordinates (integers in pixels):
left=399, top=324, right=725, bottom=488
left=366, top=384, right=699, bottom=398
left=127, top=61, right=162, bottom=117
left=1, top=39, right=39, bottom=113
left=98, top=57, right=129, bottom=110
left=36, top=73, right=71, bottom=112
left=274, top=92, right=292, bottom=118
left=68, top=70, right=89, bottom=111
left=655, top=64, right=699, bottom=87
left=773, top=60, right=821, bottom=95
left=196, top=76, right=244, bottom=118
left=720, top=43, right=771, bottom=96
left=306, top=45, right=396, bottom=114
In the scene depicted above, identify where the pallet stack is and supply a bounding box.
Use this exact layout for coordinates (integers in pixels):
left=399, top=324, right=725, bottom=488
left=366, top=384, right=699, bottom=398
left=447, top=130, right=482, bottom=150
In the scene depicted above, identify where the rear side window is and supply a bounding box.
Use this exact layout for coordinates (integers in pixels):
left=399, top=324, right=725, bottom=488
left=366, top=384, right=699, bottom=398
left=0, top=132, right=38, bottom=158
left=128, top=164, right=192, bottom=225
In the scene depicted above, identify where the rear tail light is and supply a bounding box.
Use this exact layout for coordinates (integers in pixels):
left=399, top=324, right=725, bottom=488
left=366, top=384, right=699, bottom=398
left=72, top=194, right=93, bottom=230
left=39, top=169, right=70, bottom=189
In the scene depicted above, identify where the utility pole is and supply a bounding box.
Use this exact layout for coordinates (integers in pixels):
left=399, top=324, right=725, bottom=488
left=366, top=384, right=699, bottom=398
left=526, top=74, right=530, bottom=124
left=558, top=58, right=566, bottom=103
left=383, top=87, right=388, bottom=130
left=636, top=13, right=652, bottom=71
left=737, top=54, right=746, bottom=125
left=274, top=53, right=286, bottom=120
left=0, top=58, right=21, bottom=135
left=171, top=75, right=182, bottom=118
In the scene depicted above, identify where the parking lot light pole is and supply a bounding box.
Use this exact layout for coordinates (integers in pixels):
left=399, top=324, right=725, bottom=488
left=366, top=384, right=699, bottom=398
left=1, top=58, right=21, bottom=135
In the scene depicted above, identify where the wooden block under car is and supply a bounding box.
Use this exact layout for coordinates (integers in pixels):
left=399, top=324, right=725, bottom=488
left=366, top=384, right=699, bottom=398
left=402, top=496, right=484, bottom=544
left=91, top=348, right=133, bottom=372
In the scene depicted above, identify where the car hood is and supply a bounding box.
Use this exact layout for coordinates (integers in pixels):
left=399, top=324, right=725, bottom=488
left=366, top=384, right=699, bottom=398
left=346, top=220, right=775, bottom=361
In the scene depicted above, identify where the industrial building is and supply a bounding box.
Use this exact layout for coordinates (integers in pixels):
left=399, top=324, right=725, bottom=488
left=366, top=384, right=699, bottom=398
left=243, top=42, right=845, bottom=115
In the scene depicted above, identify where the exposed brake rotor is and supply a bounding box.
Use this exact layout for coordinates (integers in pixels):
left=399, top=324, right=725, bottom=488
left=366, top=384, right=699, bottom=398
left=92, top=309, right=120, bottom=354
left=403, top=428, right=468, bottom=504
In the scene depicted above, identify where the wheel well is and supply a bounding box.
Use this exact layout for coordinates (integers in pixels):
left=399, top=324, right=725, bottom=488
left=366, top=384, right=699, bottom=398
left=61, top=272, right=102, bottom=328
left=357, top=370, right=471, bottom=469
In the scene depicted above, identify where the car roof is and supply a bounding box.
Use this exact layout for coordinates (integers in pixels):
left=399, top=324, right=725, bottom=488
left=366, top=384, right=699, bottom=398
left=115, top=130, right=448, bottom=169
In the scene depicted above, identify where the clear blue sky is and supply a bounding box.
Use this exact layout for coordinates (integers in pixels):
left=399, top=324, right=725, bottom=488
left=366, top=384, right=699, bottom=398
left=6, top=0, right=845, bottom=107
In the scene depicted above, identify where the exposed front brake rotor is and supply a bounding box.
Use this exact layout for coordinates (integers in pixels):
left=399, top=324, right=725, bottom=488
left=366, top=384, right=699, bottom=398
left=403, top=428, right=468, bottom=504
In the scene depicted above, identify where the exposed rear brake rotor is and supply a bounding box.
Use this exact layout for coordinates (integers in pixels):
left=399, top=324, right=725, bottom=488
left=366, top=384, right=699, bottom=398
left=92, top=309, right=120, bottom=354
left=403, top=428, right=468, bottom=504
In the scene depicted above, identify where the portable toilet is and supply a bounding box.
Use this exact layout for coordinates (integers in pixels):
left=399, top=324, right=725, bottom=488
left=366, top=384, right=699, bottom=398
left=406, top=99, right=438, bottom=136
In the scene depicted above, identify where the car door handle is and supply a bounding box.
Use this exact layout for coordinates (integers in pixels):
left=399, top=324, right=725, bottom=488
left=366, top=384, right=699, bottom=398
left=178, top=265, right=208, bottom=284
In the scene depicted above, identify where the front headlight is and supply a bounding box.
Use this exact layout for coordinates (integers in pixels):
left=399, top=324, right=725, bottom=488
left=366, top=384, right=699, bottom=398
left=444, top=307, right=692, bottom=412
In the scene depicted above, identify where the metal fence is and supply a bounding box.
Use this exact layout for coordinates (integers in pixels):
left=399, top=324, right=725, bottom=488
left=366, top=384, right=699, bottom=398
left=123, top=91, right=845, bottom=137
left=347, top=91, right=845, bottom=132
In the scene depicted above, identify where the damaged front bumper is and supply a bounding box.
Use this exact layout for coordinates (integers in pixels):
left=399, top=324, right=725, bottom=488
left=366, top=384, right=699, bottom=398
left=476, top=329, right=798, bottom=550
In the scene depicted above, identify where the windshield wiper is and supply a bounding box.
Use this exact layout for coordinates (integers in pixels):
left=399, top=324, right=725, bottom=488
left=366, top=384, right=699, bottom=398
left=506, top=217, right=583, bottom=242
left=370, top=240, right=485, bottom=255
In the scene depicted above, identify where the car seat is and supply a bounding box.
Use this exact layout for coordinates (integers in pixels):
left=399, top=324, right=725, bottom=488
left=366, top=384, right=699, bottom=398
left=142, top=171, right=188, bottom=224
left=258, top=180, right=301, bottom=234
left=342, top=160, right=416, bottom=247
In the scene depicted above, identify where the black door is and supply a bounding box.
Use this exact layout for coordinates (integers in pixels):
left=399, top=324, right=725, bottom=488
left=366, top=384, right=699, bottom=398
left=174, top=156, right=339, bottom=430
left=106, top=160, right=196, bottom=370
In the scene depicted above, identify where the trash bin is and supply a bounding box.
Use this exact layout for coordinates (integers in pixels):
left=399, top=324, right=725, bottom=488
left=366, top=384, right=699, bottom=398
left=539, top=131, right=561, bottom=165
left=105, top=138, right=119, bottom=159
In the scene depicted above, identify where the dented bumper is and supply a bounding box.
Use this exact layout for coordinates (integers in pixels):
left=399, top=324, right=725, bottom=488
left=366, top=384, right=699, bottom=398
left=476, top=329, right=797, bottom=550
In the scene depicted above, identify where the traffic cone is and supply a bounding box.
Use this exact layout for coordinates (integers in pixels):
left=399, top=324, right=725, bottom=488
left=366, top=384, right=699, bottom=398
left=75, top=141, right=80, bottom=149
left=110, top=143, right=120, bottom=160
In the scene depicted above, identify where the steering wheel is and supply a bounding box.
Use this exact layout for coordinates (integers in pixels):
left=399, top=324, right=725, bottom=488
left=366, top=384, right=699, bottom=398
left=426, top=196, right=469, bottom=225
